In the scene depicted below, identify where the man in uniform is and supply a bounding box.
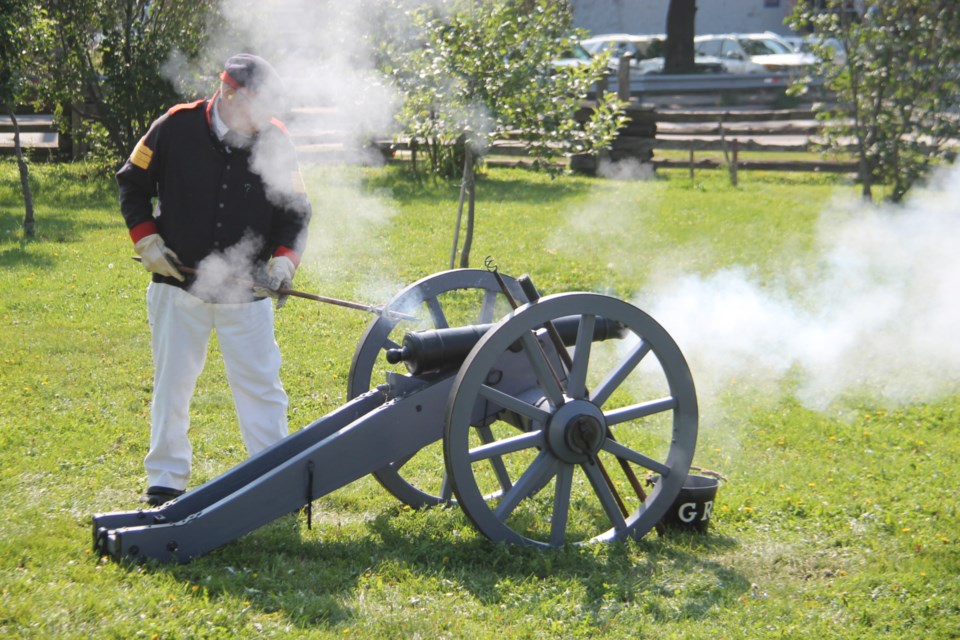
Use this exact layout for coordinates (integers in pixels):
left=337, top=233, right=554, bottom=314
left=116, top=53, right=312, bottom=506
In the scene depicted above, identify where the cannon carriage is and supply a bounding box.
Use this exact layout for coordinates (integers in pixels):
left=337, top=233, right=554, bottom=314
left=92, top=269, right=698, bottom=563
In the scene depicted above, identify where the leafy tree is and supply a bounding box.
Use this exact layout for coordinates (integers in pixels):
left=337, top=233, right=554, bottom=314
left=1, top=0, right=51, bottom=237
left=378, top=0, right=626, bottom=178
left=35, top=0, right=220, bottom=165
left=376, top=0, right=625, bottom=267
left=791, top=1, right=960, bottom=202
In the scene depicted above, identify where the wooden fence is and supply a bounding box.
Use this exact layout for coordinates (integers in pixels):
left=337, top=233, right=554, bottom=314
left=650, top=107, right=858, bottom=175
left=0, top=114, right=62, bottom=159
left=568, top=103, right=857, bottom=176
left=4, top=103, right=859, bottom=176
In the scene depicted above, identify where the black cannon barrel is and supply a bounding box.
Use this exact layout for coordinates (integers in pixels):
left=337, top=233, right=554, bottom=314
left=385, top=315, right=627, bottom=376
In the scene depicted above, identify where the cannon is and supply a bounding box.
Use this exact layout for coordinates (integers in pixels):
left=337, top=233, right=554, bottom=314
left=92, top=269, right=698, bottom=562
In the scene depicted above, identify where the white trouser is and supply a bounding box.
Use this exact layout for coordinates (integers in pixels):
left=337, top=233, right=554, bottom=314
left=144, top=282, right=288, bottom=490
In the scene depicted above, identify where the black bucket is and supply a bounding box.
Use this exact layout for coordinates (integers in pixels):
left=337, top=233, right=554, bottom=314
left=659, top=474, right=720, bottom=533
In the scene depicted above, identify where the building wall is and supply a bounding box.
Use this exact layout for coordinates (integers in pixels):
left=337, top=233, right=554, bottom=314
left=571, top=0, right=801, bottom=37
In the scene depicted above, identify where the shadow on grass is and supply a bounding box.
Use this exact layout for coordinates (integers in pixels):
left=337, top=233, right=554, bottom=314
left=364, top=510, right=748, bottom=619
left=657, top=166, right=850, bottom=189
left=0, top=163, right=120, bottom=252
left=129, top=505, right=748, bottom=631
left=0, top=206, right=120, bottom=256
left=362, top=166, right=596, bottom=206
left=0, top=244, right=56, bottom=270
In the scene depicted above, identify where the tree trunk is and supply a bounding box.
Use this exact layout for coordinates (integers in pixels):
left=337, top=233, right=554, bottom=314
left=858, top=153, right=873, bottom=201
left=458, top=145, right=475, bottom=269
left=450, top=145, right=468, bottom=269
left=664, top=0, right=697, bottom=74
left=7, top=108, right=35, bottom=237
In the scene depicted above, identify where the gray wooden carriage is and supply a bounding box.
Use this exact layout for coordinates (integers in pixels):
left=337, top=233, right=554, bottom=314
left=92, top=269, right=698, bottom=563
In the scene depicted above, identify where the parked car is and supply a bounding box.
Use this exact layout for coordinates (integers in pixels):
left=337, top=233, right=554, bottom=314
left=799, top=36, right=847, bottom=64
left=581, top=33, right=726, bottom=74
left=694, top=32, right=816, bottom=74
left=551, top=42, right=595, bottom=69
left=779, top=35, right=806, bottom=52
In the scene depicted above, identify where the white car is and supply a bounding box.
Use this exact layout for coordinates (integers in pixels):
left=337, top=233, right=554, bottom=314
left=780, top=35, right=806, bottom=52
left=581, top=33, right=726, bottom=74
left=694, top=32, right=816, bottom=74
left=552, top=42, right=595, bottom=70
left=799, top=36, right=847, bottom=64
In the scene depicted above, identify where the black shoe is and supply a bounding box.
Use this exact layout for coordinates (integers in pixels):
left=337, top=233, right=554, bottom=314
left=140, top=486, right=185, bottom=507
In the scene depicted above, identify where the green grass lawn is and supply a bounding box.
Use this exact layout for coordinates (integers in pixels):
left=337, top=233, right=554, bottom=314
left=0, top=161, right=957, bottom=638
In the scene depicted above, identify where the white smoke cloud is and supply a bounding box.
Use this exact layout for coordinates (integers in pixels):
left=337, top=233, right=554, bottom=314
left=158, top=1, right=411, bottom=175
left=301, top=166, right=397, bottom=281
left=597, top=157, right=656, bottom=181
left=210, top=0, right=400, bottom=149
left=188, top=232, right=264, bottom=303
left=641, top=164, right=960, bottom=414
left=157, top=1, right=424, bottom=289
left=181, top=0, right=508, bottom=288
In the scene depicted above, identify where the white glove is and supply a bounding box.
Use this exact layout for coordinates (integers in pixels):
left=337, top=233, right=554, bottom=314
left=134, top=234, right=185, bottom=281
left=253, top=256, right=296, bottom=308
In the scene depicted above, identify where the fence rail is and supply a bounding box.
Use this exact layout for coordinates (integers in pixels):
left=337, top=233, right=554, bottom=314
left=645, top=107, right=858, bottom=175
left=0, top=114, right=60, bottom=156
left=4, top=102, right=858, bottom=175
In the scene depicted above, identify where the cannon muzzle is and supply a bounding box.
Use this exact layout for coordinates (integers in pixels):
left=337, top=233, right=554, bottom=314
left=386, top=315, right=627, bottom=376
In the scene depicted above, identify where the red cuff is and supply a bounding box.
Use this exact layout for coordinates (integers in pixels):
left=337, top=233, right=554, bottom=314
left=273, top=246, right=301, bottom=268
left=129, top=221, right=159, bottom=244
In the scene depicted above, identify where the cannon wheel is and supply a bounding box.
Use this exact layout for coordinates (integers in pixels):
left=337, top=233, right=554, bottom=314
left=444, top=292, right=698, bottom=547
left=348, top=269, right=527, bottom=508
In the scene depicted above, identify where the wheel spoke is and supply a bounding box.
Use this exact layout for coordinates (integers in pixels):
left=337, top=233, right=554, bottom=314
left=479, top=290, right=499, bottom=323
left=519, top=331, right=566, bottom=407
left=582, top=462, right=628, bottom=533
left=566, top=314, right=595, bottom=400
left=550, top=463, right=574, bottom=546
left=476, top=425, right=513, bottom=494
left=601, top=439, right=672, bottom=477
left=591, top=338, right=652, bottom=407
left=478, top=384, right=552, bottom=424
left=425, top=296, right=448, bottom=328
left=439, top=473, right=454, bottom=502
left=468, top=430, right=544, bottom=463
left=493, top=451, right=559, bottom=521
left=604, top=396, right=677, bottom=426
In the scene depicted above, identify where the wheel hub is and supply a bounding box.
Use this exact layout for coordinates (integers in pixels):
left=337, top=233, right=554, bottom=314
left=547, top=399, right=607, bottom=463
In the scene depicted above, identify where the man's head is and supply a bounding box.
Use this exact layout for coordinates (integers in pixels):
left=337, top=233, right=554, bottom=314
left=218, top=53, right=287, bottom=135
